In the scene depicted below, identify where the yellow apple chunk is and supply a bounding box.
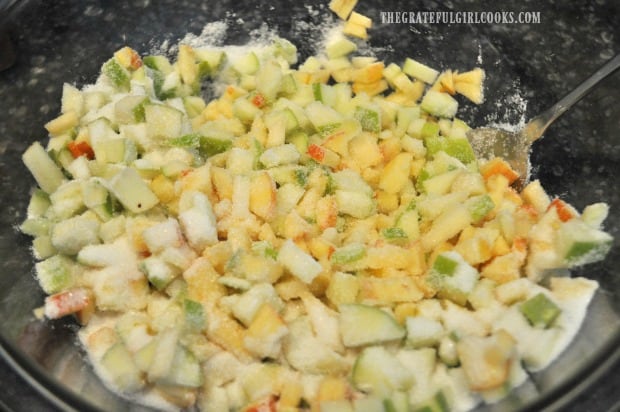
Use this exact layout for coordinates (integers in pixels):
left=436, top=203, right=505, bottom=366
left=379, top=152, right=413, bottom=194
left=244, top=303, right=288, bottom=359
left=348, top=11, right=372, bottom=28
left=249, top=171, right=277, bottom=221
left=178, top=44, right=198, bottom=86
left=329, top=0, right=358, bottom=20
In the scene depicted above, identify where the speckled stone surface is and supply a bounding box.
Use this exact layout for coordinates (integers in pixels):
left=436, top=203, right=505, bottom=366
left=0, top=0, right=618, bottom=411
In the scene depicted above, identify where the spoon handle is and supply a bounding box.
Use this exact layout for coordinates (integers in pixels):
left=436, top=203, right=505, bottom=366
left=523, top=53, right=620, bottom=143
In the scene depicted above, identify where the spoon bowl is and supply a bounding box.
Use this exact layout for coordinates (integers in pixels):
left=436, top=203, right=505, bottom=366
left=466, top=126, right=530, bottom=188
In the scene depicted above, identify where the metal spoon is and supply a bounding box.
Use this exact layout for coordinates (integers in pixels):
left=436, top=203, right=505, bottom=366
left=467, top=53, right=620, bottom=189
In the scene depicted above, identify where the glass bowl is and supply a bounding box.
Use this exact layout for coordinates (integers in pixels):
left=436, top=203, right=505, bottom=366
left=0, top=0, right=618, bottom=411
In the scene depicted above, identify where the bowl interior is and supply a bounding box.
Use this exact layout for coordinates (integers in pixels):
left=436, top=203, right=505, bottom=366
left=0, top=1, right=618, bottom=411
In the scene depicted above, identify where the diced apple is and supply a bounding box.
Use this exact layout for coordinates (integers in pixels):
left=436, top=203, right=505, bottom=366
left=145, top=104, right=184, bottom=140
left=338, top=304, right=405, bottom=347
left=402, top=58, right=439, bottom=84
left=244, top=303, right=289, bottom=359
left=45, top=112, right=79, bottom=140
left=352, top=62, right=384, bottom=85
left=115, top=311, right=153, bottom=352
left=409, top=390, right=450, bottom=412
left=160, top=344, right=204, bottom=388
left=233, top=97, right=262, bottom=123
left=333, top=169, right=372, bottom=195
left=555, top=219, right=613, bottom=267
left=393, top=73, right=425, bottom=101
left=229, top=51, right=259, bottom=76
left=381, top=392, right=410, bottom=412
left=364, top=244, right=413, bottom=270
left=431, top=70, right=455, bottom=95
left=51, top=214, right=100, bottom=255
left=519, top=292, right=561, bottom=328
left=396, top=209, right=420, bottom=240
left=493, top=306, right=563, bottom=371
left=351, top=79, right=389, bottom=97
left=194, top=48, right=224, bottom=74
left=420, top=91, right=458, bottom=118
left=22, top=142, right=66, bottom=194
left=326, top=271, right=360, bottom=306
left=383, top=62, right=402, bottom=84
left=343, top=20, right=368, bottom=40
left=259, top=144, right=300, bottom=168
left=349, top=11, right=372, bottom=28
left=114, top=95, right=148, bottom=124
left=359, top=277, right=424, bottom=304
left=77, top=235, right=133, bottom=268
left=250, top=171, right=277, bottom=220
left=229, top=283, right=282, bottom=327
left=348, top=133, right=383, bottom=168
left=330, top=243, right=364, bottom=267
left=335, top=190, right=375, bottom=219
left=44, top=287, right=94, bottom=321
left=420, top=169, right=461, bottom=196
left=109, top=167, right=159, bottom=213
left=61, top=83, right=84, bottom=116
left=480, top=157, right=519, bottom=184
left=437, top=336, right=459, bottom=367
left=323, top=118, right=362, bottom=156
left=283, top=316, right=349, bottom=375
left=322, top=399, right=354, bottom=412
left=457, top=330, right=516, bottom=391
left=454, top=81, right=484, bottom=105
left=421, top=204, right=471, bottom=251
left=427, top=251, right=479, bottom=305
left=140, top=256, right=180, bottom=290
left=353, top=395, right=388, bottom=412
left=305, top=101, right=344, bottom=132
left=100, top=343, right=144, bottom=392
left=256, top=60, right=284, bottom=103
left=231, top=175, right=251, bottom=219
left=178, top=191, right=218, bottom=251
left=177, top=44, right=198, bottom=86
left=329, top=0, right=358, bottom=20
left=49, top=180, right=86, bottom=220
left=581, top=202, right=609, bottom=229
left=326, top=36, right=358, bottom=59
left=276, top=183, right=305, bottom=215
left=277, top=239, right=323, bottom=284
left=143, top=55, right=173, bottom=75
left=521, top=179, right=551, bottom=214
left=93, top=138, right=136, bottom=164
left=316, top=195, right=338, bottom=230
left=351, top=346, right=413, bottom=395
left=379, top=152, right=413, bottom=194
left=405, top=316, right=444, bottom=348
left=301, top=292, right=343, bottom=352
left=20, top=216, right=50, bottom=238
left=142, top=218, right=183, bottom=253
left=102, top=58, right=131, bottom=90
left=231, top=251, right=283, bottom=284
left=465, top=194, right=495, bottom=223
left=453, top=68, right=485, bottom=104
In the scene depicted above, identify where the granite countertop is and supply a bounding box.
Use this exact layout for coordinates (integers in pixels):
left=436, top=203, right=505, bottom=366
left=0, top=0, right=618, bottom=411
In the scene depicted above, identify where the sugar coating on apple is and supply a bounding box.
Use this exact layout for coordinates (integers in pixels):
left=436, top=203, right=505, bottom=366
left=277, top=239, right=323, bottom=284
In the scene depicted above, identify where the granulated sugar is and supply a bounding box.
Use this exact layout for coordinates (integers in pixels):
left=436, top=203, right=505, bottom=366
left=178, top=21, right=229, bottom=49
left=485, top=81, right=529, bottom=133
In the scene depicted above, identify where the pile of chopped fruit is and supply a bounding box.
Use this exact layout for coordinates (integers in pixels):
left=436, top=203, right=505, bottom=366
left=19, top=2, right=613, bottom=411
